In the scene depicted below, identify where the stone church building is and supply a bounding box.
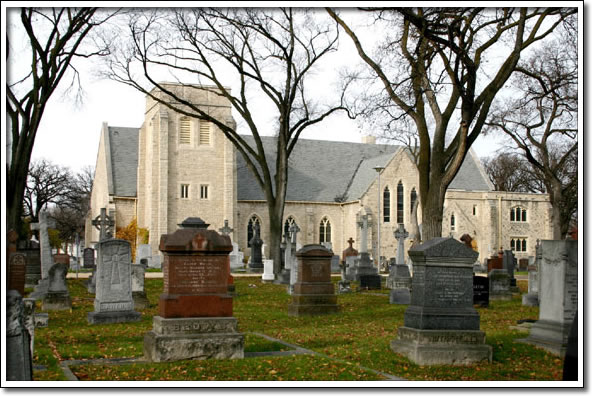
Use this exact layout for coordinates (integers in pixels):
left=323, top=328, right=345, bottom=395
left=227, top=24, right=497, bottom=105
left=86, top=84, right=554, bottom=266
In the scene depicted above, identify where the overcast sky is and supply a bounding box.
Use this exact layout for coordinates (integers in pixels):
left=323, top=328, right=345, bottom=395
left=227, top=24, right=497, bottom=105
left=4, top=5, right=579, bottom=174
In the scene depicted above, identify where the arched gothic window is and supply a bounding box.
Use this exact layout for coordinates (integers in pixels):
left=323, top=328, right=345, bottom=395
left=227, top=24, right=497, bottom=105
left=410, top=188, right=417, bottom=215
left=397, top=181, right=404, bottom=224
left=511, top=238, right=527, bottom=252
left=247, top=215, right=261, bottom=247
left=450, top=214, right=456, bottom=231
left=319, top=217, right=331, bottom=244
left=510, top=207, right=527, bottom=222
left=383, top=187, right=391, bottom=223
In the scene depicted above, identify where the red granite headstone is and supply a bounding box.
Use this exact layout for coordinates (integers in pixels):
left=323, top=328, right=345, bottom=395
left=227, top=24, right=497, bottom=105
left=487, top=252, right=504, bottom=272
left=8, top=253, right=27, bottom=296
left=159, top=222, right=233, bottom=319
left=53, top=253, right=70, bottom=266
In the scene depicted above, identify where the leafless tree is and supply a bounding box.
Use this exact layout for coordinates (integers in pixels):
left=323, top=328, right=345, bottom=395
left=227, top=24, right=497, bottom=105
left=23, top=158, right=73, bottom=223
left=104, top=8, right=350, bottom=277
left=328, top=7, right=576, bottom=242
left=482, top=153, right=534, bottom=193
left=6, top=7, right=117, bottom=237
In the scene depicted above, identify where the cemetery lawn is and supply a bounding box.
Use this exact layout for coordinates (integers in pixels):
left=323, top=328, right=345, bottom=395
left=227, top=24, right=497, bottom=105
left=31, top=277, right=564, bottom=382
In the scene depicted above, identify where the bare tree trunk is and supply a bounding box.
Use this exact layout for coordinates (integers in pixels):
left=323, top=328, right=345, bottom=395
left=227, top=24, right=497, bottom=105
left=549, top=182, right=564, bottom=240
left=409, top=199, right=421, bottom=246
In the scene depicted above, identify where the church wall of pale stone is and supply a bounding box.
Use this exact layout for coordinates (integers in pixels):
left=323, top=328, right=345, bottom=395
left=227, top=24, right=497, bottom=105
left=86, top=123, right=114, bottom=246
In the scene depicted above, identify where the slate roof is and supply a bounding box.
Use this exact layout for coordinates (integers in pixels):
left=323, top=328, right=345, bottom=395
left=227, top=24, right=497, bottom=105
left=107, top=126, right=139, bottom=197
left=236, top=136, right=493, bottom=202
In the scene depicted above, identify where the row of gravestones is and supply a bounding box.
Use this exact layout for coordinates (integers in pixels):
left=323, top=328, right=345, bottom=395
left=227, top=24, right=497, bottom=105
left=7, top=211, right=578, bottom=379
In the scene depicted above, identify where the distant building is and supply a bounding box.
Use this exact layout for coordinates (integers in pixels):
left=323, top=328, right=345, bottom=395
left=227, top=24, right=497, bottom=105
left=86, top=84, right=554, bottom=264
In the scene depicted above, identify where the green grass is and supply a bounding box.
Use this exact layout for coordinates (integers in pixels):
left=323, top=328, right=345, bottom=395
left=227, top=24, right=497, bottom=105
left=30, top=277, right=563, bottom=382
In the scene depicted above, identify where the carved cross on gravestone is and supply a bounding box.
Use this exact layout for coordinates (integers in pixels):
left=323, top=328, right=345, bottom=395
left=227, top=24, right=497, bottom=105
left=218, top=220, right=234, bottom=237
left=347, top=237, right=355, bottom=249
left=92, top=208, right=115, bottom=241
left=394, top=224, right=409, bottom=265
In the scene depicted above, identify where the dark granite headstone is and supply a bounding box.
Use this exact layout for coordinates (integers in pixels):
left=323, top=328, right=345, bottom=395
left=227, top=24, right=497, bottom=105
left=473, top=275, right=489, bottom=308
left=288, top=245, right=338, bottom=316
left=83, top=248, right=96, bottom=269
left=248, top=224, right=263, bottom=271
left=488, top=269, right=512, bottom=301
left=20, top=245, right=41, bottom=288
left=360, top=274, right=381, bottom=290
left=391, top=238, right=492, bottom=366
left=562, top=313, right=578, bottom=381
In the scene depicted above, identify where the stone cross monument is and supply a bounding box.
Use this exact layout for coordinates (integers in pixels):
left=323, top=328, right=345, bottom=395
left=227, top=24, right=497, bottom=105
left=218, top=220, right=234, bottom=237
left=357, top=214, right=369, bottom=254
left=394, top=224, right=409, bottom=265
left=92, top=208, right=115, bottom=241
left=30, top=210, right=56, bottom=280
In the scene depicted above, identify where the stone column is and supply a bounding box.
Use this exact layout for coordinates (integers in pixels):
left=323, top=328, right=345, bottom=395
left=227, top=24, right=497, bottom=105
left=391, top=237, right=492, bottom=366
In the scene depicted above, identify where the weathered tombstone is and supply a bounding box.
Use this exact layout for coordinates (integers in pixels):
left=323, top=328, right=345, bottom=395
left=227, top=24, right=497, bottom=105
left=262, top=259, right=275, bottom=282
left=519, top=258, right=529, bottom=272
left=488, top=269, right=512, bottom=301
left=522, top=256, right=539, bottom=307
left=388, top=259, right=412, bottom=305
left=87, top=239, right=141, bottom=324
left=503, top=250, right=520, bottom=293
left=6, top=290, right=33, bottom=381
left=83, top=247, right=96, bottom=269
left=144, top=217, right=243, bottom=362
left=132, top=259, right=150, bottom=310
left=337, top=261, right=352, bottom=294
left=53, top=253, right=70, bottom=267
left=346, top=216, right=381, bottom=284
left=390, top=238, right=492, bottom=366
left=8, top=252, right=27, bottom=297
left=229, top=242, right=244, bottom=271
left=473, top=275, right=490, bottom=308
left=518, top=240, right=578, bottom=356
left=288, top=245, right=338, bottom=316
left=394, top=224, right=409, bottom=265
left=275, top=232, right=292, bottom=284
left=486, top=250, right=504, bottom=272
left=135, top=244, right=151, bottom=266
left=20, top=240, right=41, bottom=289
left=22, top=298, right=37, bottom=362
left=330, top=255, right=341, bottom=273
left=288, top=224, right=302, bottom=294
left=42, top=263, right=72, bottom=311
left=248, top=223, right=263, bottom=271
left=87, top=208, right=116, bottom=293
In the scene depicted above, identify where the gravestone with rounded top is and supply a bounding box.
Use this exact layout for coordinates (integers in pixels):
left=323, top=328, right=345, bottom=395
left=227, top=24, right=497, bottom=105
left=248, top=223, right=263, bottom=272
left=391, top=237, right=492, bottom=366
left=144, top=217, right=243, bottom=362
left=288, top=245, right=338, bottom=316
left=518, top=240, right=578, bottom=356
left=87, top=239, right=140, bottom=324
left=42, top=263, right=72, bottom=311
left=83, top=248, right=95, bottom=269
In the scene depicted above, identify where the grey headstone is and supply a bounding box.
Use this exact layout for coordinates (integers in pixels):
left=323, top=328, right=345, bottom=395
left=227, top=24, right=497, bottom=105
left=6, top=291, right=33, bottom=381
left=83, top=248, right=95, bottom=268
left=131, top=262, right=149, bottom=310
left=391, top=237, right=491, bottom=366
left=42, top=263, right=72, bottom=311
left=488, top=269, right=512, bottom=301
left=519, top=240, right=578, bottom=356
left=88, top=239, right=141, bottom=324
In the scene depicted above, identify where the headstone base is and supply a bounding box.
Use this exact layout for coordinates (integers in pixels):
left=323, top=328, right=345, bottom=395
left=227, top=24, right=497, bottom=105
left=274, top=269, right=291, bottom=285
left=517, top=319, right=571, bottom=357
left=360, top=274, right=381, bottom=290
left=391, top=326, right=492, bottom=366
left=389, top=288, right=411, bottom=304
left=35, top=313, right=49, bottom=328
left=144, top=316, right=244, bottom=362
left=288, top=294, right=338, bottom=316
left=87, top=310, right=141, bottom=325
left=489, top=292, right=512, bottom=301
left=42, top=292, right=72, bottom=311
left=337, top=281, right=352, bottom=294
left=133, top=291, right=150, bottom=310
left=29, top=279, right=49, bottom=300
left=521, top=293, right=539, bottom=307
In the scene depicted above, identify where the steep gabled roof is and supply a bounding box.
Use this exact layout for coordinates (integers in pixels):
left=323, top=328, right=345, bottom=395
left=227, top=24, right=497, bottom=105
left=107, top=126, right=139, bottom=197
left=236, top=136, right=493, bottom=202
